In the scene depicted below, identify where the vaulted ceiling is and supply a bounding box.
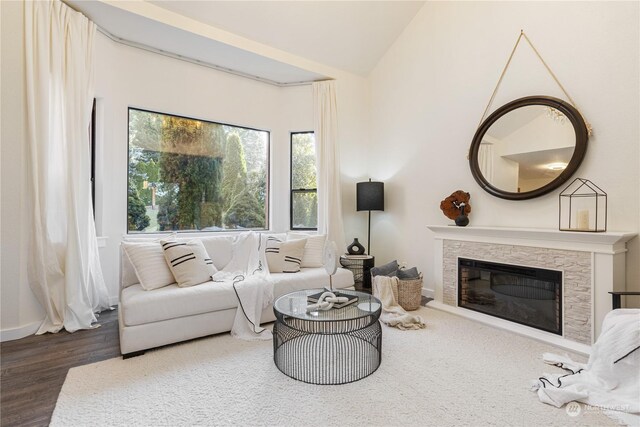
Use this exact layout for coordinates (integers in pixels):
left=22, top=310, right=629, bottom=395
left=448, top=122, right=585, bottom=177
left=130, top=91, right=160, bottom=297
left=66, top=1, right=425, bottom=85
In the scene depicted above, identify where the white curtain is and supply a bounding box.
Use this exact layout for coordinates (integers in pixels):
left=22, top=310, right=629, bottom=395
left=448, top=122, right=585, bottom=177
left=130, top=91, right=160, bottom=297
left=25, top=0, right=110, bottom=334
left=313, top=80, right=345, bottom=248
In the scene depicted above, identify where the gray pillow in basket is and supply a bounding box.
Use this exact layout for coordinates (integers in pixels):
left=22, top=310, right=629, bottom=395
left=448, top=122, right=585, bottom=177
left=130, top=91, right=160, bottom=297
left=397, top=267, right=420, bottom=280
left=370, top=260, right=398, bottom=277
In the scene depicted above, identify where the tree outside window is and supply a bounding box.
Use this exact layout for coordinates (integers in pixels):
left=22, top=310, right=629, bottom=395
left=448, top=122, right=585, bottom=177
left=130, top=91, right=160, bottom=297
left=290, top=132, right=317, bottom=230
left=127, top=108, right=269, bottom=233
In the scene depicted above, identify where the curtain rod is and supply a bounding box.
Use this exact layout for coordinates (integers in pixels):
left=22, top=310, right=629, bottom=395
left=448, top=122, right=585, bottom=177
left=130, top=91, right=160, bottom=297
left=95, top=26, right=317, bottom=88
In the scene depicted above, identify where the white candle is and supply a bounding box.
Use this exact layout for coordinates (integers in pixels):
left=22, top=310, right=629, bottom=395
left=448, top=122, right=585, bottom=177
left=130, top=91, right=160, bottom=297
left=577, top=210, right=590, bottom=230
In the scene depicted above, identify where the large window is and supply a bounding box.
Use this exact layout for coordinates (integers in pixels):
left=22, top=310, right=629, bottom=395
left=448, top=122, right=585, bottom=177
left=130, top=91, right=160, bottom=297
left=290, top=132, right=317, bottom=230
left=128, top=108, right=269, bottom=233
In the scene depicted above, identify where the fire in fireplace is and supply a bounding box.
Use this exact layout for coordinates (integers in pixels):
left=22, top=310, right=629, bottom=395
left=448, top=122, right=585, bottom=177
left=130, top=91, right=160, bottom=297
left=458, top=258, right=562, bottom=335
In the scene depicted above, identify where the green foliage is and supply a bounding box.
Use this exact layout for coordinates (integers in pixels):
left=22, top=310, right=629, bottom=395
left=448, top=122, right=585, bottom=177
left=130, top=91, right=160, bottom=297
left=129, top=110, right=162, bottom=150
left=157, top=116, right=223, bottom=230
left=221, top=133, right=265, bottom=228
left=291, top=133, right=318, bottom=229
left=156, top=185, right=179, bottom=231
left=221, top=133, right=247, bottom=212
left=127, top=183, right=150, bottom=231
left=230, top=127, right=267, bottom=205
left=291, top=133, right=317, bottom=189
left=292, top=192, right=318, bottom=229
left=128, top=109, right=268, bottom=233
left=131, top=156, right=160, bottom=205
left=224, top=189, right=265, bottom=229
left=129, top=111, right=163, bottom=207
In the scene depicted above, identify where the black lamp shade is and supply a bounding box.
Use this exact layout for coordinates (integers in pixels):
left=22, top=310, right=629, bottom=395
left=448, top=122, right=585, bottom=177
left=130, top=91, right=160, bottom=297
left=357, top=181, right=384, bottom=211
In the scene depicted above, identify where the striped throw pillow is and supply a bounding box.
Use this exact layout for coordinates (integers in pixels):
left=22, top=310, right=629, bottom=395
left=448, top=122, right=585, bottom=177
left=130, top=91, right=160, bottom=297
left=161, top=239, right=217, bottom=287
left=287, top=233, right=326, bottom=268
left=265, top=237, right=306, bottom=273
left=122, top=241, right=176, bottom=291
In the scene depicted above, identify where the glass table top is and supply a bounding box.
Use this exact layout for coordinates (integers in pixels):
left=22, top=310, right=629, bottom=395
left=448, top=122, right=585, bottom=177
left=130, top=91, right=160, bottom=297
left=273, top=289, right=381, bottom=322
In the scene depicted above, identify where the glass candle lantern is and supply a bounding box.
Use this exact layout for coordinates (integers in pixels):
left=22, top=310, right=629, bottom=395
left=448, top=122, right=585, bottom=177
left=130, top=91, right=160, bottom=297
left=559, top=178, right=607, bottom=232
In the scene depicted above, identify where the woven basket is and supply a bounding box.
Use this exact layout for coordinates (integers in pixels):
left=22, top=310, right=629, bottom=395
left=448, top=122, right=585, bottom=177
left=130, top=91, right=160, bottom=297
left=396, top=274, right=423, bottom=311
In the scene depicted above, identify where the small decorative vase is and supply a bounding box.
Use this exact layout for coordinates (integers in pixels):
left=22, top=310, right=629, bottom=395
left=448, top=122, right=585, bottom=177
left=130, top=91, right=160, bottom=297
left=347, top=238, right=365, bottom=255
left=455, top=205, right=469, bottom=227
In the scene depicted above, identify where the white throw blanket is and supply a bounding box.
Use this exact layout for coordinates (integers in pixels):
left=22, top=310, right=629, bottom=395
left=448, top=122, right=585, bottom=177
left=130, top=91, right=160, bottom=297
left=212, top=232, right=274, bottom=341
left=532, top=309, right=640, bottom=425
left=372, top=275, right=426, bottom=330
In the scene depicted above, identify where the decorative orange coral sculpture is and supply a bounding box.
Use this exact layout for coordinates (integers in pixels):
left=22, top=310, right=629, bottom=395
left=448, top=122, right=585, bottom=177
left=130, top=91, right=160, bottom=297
left=440, top=191, right=472, bottom=220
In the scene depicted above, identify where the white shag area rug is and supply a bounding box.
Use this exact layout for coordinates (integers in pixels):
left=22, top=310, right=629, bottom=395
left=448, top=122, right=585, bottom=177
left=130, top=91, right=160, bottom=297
left=51, top=307, right=618, bottom=427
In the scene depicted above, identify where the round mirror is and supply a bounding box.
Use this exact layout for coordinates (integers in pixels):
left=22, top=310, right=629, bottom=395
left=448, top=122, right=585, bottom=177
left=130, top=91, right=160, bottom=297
left=469, top=96, right=588, bottom=200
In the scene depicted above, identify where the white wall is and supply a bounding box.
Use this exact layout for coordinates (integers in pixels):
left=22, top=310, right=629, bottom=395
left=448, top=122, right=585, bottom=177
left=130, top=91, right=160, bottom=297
left=367, top=2, right=639, bottom=295
left=336, top=76, right=371, bottom=250
left=500, top=113, right=575, bottom=156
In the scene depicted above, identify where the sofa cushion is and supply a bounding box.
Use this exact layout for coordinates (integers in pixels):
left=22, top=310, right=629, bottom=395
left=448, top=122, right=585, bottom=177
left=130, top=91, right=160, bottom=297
left=272, top=267, right=354, bottom=297
left=121, top=280, right=237, bottom=326
left=120, top=267, right=355, bottom=326
left=122, top=241, right=176, bottom=291
left=287, top=232, right=326, bottom=268
left=120, top=247, right=141, bottom=289
left=161, top=239, right=217, bottom=287
left=265, top=238, right=306, bottom=273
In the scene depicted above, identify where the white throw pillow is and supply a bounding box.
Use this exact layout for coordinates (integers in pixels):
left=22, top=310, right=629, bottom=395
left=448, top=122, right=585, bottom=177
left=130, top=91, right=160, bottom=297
left=161, top=239, right=217, bottom=287
left=121, top=241, right=176, bottom=291
left=265, top=237, right=306, bottom=273
left=287, top=233, right=326, bottom=268
left=199, top=236, right=235, bottom=271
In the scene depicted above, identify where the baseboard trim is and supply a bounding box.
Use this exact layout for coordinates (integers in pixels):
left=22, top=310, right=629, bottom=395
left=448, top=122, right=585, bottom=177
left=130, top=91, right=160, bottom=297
left=426, top=300, right=592, bottom=356
left=421, top=287, right=434, bottom=299
left=1, top=299, right=119, bottom=342
left=0, top=320, right=41, bottom=342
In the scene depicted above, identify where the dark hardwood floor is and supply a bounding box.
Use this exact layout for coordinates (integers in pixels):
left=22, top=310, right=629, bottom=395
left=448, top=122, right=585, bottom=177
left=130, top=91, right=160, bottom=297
left=1, top=309, right=121, bottom=427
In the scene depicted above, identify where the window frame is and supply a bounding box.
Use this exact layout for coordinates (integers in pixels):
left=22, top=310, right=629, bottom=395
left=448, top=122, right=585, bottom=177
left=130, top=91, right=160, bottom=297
left=290, top=131, right=317, bottom=231
left=90, top=98, right=96, bottom=217
left=127, top=107, right=271, bottom=234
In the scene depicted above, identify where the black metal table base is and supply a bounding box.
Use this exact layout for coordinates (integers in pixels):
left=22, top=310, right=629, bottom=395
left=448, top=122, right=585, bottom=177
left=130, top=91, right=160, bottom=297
left=273, top=316, right=382, bottom=385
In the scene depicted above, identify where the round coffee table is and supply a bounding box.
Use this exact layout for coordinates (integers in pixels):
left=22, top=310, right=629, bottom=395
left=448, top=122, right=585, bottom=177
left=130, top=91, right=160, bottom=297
left=273, top=289, right=382, bottom=385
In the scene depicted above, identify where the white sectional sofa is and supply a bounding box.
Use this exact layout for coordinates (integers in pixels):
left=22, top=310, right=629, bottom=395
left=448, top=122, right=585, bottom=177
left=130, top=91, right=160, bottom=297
left=118, top=235, right=354, bottom=357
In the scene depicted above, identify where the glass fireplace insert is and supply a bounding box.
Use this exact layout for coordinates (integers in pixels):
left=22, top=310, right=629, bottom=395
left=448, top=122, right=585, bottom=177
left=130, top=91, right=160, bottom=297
left=458, top=258, right=562, bottom=335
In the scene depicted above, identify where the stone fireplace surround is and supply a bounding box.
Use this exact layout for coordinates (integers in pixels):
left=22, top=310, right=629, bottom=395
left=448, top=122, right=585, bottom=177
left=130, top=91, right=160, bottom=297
left=426, top=226, right=636, bottom=354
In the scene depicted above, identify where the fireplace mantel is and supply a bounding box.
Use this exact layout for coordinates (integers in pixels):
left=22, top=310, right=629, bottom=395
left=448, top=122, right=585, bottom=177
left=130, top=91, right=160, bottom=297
left=427, top=225, right=636, bottom=254
left=426, top=225, right=637, bottom=354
